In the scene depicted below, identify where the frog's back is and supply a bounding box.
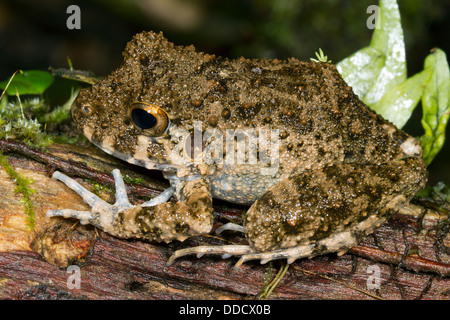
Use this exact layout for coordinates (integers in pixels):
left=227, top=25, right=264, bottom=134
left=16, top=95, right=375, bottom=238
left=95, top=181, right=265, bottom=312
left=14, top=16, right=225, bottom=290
left=52, top=30, right=428, bottom=267
left=79, top=31, right=415, bottom=205
left=72, top=32, right=420, bottom=208
left=121, top=31, right=408, bottom=169
left=214, top=56, right=410, bottom=168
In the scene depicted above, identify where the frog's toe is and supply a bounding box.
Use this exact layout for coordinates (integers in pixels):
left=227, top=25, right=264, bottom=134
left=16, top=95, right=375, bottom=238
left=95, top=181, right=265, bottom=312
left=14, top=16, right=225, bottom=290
left=141, top=186, right=174, bottom=206
left=46, top=209, right=101, bottom=226
left=166, top=244, right=301, bottom=268
left=215, top=223, right=245, bottom=235
left=167, top=242, right=324, bottom=268
left=51, top=171, right=113, bottom=209
left=235, top=249, right=304, bottom=267
left=167, top=245, right=254, bottom=266
left=47, top=169, right=134, bottom=230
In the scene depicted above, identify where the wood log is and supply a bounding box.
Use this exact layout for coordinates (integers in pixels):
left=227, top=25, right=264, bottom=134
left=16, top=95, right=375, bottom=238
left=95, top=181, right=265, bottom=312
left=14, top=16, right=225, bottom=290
left=0, top=139, right=449, bottom=300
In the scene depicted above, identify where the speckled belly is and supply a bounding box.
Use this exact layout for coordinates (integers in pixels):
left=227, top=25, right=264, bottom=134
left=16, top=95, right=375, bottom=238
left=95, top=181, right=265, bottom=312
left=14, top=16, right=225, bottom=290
left=209, top=169, right=283, bottom=205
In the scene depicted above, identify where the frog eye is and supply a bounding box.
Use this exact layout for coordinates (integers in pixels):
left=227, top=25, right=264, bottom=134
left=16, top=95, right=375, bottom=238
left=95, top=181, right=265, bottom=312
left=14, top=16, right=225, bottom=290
left=130, top=102, right=169, bottom=136
left=81, top=104, right=93, bottom=115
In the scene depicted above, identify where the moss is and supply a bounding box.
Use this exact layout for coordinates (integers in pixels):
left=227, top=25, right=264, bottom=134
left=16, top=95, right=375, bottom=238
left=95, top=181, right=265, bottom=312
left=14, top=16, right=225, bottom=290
left=0, top=88, right=82, bottom=148
left=123, top=174, right=146, bottom=186
left=311, top=48, right=332, bottom=63
left=87, top=180, right=112, bottom=200
left=37, top=88, right=79, bottom=125
left=0, top=152, right=36, bottom=229
left=417, top=181, right=450, bottom=202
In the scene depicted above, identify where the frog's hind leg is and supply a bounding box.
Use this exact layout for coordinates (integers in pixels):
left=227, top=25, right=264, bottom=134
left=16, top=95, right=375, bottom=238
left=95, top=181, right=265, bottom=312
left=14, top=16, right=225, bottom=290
left=167, top=213, right=377, bottom=268
left=230, top=212, right=386, bottom=267
left=168, top=158, right=426, bottom=267
left=215, top=222, right=245, bottom=234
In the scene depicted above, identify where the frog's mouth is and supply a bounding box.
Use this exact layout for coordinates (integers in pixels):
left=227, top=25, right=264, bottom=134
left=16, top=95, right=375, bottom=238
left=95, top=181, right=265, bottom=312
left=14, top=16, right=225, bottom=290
left=92, top=140, right=203, bottom=182
left=90, top=139, right=177, bottom=171
left=82, top=124, right=202, bottom=180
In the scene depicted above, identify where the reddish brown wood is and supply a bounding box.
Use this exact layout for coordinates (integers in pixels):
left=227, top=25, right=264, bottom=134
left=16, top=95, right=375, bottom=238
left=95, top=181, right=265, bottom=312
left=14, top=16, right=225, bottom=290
left=0, top=139, right=449, bottom=300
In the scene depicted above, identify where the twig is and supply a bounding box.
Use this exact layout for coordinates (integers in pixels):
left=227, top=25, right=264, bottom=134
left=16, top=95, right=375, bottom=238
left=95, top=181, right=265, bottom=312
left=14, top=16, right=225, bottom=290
left=0, top=70, right=20, bottom=102
left=1, top=138, right=449, bottom=280
left=257, top=262, right=290, bottom=299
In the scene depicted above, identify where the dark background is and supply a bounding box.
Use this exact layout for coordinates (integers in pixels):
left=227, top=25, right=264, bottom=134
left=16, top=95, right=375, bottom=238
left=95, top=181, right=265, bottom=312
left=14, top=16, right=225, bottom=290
left=0, top=0, right=449, bottom=184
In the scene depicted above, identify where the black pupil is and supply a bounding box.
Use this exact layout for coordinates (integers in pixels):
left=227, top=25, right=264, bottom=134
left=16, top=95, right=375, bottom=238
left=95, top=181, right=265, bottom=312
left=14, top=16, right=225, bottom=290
left=132, top=108, right=157, bottom=129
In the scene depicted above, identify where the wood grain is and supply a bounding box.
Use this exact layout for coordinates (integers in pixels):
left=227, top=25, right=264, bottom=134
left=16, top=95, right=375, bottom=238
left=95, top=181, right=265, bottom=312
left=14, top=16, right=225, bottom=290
left=0, top=139, right=449, bottom=300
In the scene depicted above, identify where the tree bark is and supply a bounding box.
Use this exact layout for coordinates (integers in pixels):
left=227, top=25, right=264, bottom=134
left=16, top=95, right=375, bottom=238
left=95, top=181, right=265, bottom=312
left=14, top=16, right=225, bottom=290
left=0, top=139, right=449, bottom=300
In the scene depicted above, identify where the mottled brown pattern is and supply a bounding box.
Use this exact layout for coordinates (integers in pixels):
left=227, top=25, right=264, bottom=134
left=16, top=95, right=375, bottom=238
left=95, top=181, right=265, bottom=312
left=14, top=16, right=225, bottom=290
left=53, top=30, right=427, bottom=264
left=109, top=179, right=213, bottom=243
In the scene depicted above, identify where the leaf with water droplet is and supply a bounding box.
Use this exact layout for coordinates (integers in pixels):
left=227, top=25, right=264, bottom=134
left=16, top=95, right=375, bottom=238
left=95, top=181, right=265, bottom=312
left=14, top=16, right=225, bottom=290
left=371, top=67, right=432, bottom=129
left=364, top=0, right=407, bottom=105
left=336, top=46, right=385, bottom=99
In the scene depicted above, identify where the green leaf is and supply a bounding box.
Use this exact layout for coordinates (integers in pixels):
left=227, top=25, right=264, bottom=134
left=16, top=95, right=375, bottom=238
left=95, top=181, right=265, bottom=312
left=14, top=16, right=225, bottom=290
left=419, top=49, right=450, bottom=166
left=364, top=0, right=407, bottom=105
left=0, top=70, right=54, bottom=95
left=371, top=67, right=432, bottom=129
left=311, top=48, right=332, bottom=63
left=336, top=46, right=385, bottom=99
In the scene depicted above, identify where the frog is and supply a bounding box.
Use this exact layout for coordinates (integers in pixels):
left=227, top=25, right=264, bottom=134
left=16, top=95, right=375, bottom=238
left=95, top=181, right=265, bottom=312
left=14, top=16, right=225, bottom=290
left=46, top=31, right=427, bottom=268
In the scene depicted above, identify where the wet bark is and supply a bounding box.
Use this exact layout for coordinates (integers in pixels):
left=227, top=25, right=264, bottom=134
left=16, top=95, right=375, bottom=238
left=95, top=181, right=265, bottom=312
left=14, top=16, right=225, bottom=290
left=0, top=139, right=449, bottom=300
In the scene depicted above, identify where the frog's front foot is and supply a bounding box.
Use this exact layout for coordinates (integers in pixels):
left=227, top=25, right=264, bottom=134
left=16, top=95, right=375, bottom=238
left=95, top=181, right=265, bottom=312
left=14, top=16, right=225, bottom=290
left=46, top=169, right=174, bottom=237
left=47, top=169, right=214, bottom=243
